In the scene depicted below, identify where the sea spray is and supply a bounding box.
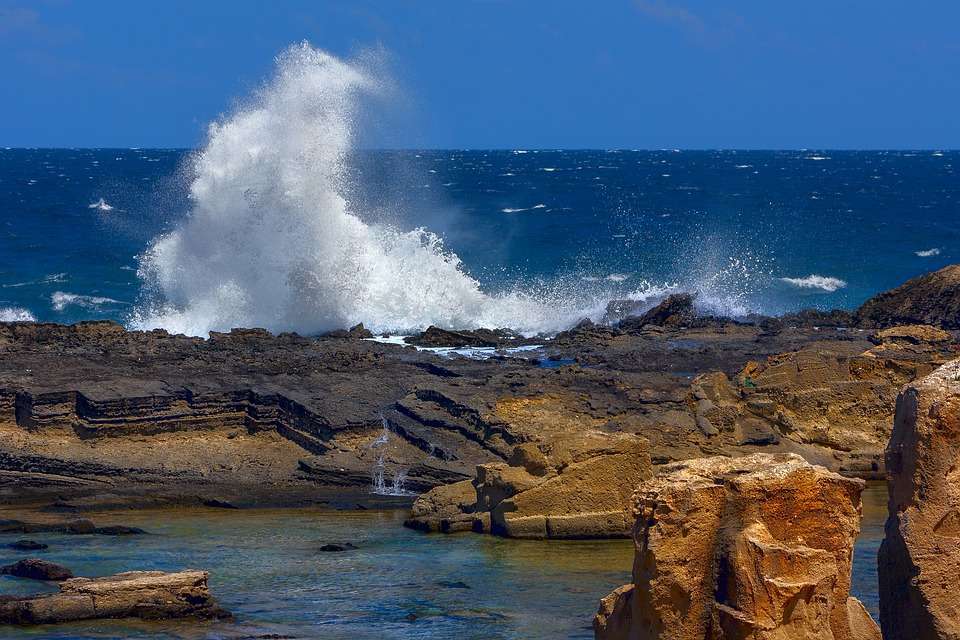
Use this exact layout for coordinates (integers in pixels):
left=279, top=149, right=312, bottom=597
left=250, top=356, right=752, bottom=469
left=131, top=43, right=599, bottom=337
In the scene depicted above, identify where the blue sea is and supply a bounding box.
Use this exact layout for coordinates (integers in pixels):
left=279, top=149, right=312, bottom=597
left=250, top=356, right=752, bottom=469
left=0, top=148, right=957, bottom=332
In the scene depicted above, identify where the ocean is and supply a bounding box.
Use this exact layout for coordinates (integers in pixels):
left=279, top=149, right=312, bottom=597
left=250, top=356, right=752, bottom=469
left=1, top=147, right=956, bottom=334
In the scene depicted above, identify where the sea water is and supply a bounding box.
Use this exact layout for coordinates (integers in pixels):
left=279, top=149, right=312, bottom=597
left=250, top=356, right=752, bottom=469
left=0, top=484, right=886, bottom=639
left=0, top=45, right=956, bottom=335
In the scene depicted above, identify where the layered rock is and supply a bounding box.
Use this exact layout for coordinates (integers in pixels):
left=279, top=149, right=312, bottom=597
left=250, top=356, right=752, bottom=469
left=689, top=326, right=956, bottom=478
left=879, top=358, right=960, bottom=640
left=405, top=432, right=651, bottom=539
left=0, top=570, right=229, bottom=624
left=594, top=453, right=879, bottom=640
left=857, top=264, right=960, bottom=329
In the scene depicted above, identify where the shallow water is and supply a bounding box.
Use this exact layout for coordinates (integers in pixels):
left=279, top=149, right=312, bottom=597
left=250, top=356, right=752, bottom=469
left=0, top=484, right=888, bottom=638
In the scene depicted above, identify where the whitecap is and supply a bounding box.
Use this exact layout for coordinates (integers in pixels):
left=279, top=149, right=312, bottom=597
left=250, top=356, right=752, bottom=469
left=780, top=275, right=847, bottom=292
left=88, top=198, right=114, bottom=211
left=605, top=273, right=630, bottom=282
left=51, top=291, right=126, bottom=312
left=501, top=204, right=546, bottom=214
left=0, top=307, right=36, bottom=322
left=541, top=167, right=557, bottom=172
left=915, top=248, right=941, bottom=257
left=806, top=156, right=830, bottom=161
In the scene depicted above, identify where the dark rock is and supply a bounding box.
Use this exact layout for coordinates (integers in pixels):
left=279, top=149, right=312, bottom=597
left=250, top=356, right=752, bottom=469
left=94, top=525, right=146, bottom=535
left=619, top=294, right=695, bottom=332
left=404, top=326, right=516, bottom=348
left=437, top=580, right=470, bottom=589
left=857, top=264, right=960, bottom=328
left=0, top=558, right=73, bottom=581
left=202, top=498, right=239, bottom=509
left=8, top=540, right=47, bottom=551
left=324, top=323, right=374, bottom=339
left=318, top=543, right=357, bottom=552
left=64, top=519, right=96, bottom=534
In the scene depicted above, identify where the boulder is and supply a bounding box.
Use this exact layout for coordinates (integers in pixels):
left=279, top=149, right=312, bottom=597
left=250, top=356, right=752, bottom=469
left=406, top=432, right=652, bottom=539
left=857, top=264, right=960, bottom=329
left=0, top=570, right=229, bottom=624
left=404, top=479, right=477, bottom=533
left=878, top=358, right=960, bottom=640
left=1, top=559, right=73, bottom=581
left=619, top=294, right=695, bottom=332
left=491, top=435, right=651, bottom=538
left=594, top=453, right=879, bottom=640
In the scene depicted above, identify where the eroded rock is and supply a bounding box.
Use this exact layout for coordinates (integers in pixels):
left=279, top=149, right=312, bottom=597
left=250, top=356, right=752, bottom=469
left=878, top=358, right=960, bottom=640
left=1, top=559, right=73, bottom=581
left=594, top=453, right=878, bottom=640
left=406, top=432, right=651, bottom=539
left=0, top=570, right=229, bottom=625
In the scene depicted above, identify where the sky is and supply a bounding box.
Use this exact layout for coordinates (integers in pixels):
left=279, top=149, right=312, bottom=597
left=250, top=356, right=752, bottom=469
left=1, top=0, right=958, bottom=149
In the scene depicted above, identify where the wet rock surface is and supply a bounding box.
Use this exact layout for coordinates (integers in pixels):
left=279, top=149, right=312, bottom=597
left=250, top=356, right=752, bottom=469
left=879, top=358, right=960, bottom=640
left=0, top=570, right=229, bottom=624
left=594, top=453, right=879, bottom=640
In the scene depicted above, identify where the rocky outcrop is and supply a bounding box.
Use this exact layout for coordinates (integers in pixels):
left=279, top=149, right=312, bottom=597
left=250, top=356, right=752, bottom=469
left=619, top=294, right=696, bottom=332
left=0, top=570, right=229, bottom=625
left=878, top=358, right=960, bottom=640
left=689, top=327, right=957, bottom=478
left=406, top=432, right=652, bottom=539
left=594, top=453, right=879, bottom=640
left=857, top=264, right=960, bottom=329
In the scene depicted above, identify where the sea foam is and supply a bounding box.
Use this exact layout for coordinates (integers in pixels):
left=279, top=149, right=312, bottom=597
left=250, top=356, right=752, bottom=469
left=0, top=307, right=36, bottom=322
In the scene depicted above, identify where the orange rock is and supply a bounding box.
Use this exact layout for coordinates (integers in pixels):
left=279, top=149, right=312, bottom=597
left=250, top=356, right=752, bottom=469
left=879, top=358, right=960, bottom=640
left=594, top=453, right=879, bottom=640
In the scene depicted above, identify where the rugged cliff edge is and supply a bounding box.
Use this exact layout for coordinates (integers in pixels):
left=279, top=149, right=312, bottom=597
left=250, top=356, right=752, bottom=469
left=594, top=453, right=880, bottom=640
left=879, top=358, right=960, bottom=640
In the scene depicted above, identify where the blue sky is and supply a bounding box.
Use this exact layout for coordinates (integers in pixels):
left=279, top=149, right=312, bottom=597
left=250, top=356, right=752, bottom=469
left=1, top=0, right=958, bottom=149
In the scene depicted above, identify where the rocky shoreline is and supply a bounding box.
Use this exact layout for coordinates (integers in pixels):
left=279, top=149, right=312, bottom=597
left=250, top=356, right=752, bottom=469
left=0, top=264, right=958, bottom=630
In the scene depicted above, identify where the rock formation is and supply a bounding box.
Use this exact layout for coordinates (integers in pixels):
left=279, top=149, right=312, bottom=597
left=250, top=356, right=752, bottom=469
left=0, top=570, right=229, bottom=624
left=879, top=358, right=960, bottom=640
left=406, top=432, right=652, bottom=538
left=689, top=325, right=956, bottom=479
left=594, top=453, right=879, bottom=640
left=857, top=264, right=960, bottom=329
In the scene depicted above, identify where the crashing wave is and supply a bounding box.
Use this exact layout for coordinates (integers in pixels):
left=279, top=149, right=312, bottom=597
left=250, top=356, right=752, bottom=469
left=88, top=198, right=114, bottom=212
left=0, top=307, right=36, bottom=322
left=915, top=248, right=941, bottom=257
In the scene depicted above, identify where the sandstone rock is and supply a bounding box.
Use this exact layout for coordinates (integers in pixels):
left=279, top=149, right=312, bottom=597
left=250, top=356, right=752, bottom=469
left=869, top=324, right=953, bottom=346
left=404, top=479, right=477, bottom=533
left=1, top=559, right=73, bottom=581
left=878, top=358, right=960, bottom=640
left=594, top=453, right=879, bottom=640
left=406, top=432, right=652, bottom=539
left=857, top=264, right=960, bottom=329
left=0, top=570, right=229, bottom=624
left=491, top=434, right=650, bottom=538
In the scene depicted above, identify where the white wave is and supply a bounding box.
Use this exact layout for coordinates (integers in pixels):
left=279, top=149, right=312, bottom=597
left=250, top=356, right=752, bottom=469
left=51, top=291, right=125, bottom=312
left=541, top=167, right=557, bottom=172
left=780, top=275, right=847, bottom=292
left=0, top=307, right=36, bottom=322
left=500, top=204, right=546, bottom=214
left=88, top=198, right=114, bottom=211
left=131, top=43, right=596, bottom=338
left=606, top=273, right=629, bottom=282
left=915, top=248, right=941, bottom=257
left=806, top=155, right=830, bottom=161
